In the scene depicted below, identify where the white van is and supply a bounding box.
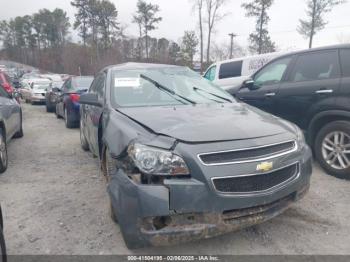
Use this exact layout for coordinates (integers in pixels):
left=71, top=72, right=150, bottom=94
left=203, top=52, right=287, bottom=91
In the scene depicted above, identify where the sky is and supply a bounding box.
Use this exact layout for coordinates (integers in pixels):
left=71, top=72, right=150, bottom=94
left=1, top=0, right=350, bottom=52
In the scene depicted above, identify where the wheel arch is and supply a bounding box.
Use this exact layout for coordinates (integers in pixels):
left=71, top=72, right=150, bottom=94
left=308, top=110, right=350, bottom=147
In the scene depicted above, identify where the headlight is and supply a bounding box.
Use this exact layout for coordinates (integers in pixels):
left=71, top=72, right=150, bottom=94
left=295, top=125, right=306, bottom=146
left=128, top=143, right=190, bottom=176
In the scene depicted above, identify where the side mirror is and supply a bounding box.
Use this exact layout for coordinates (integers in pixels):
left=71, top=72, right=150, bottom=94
left=52, top=87, right=61, bottom=93
left=242, top=79, right=259, bottom=91
left=79, top=93, right=102, bottom=107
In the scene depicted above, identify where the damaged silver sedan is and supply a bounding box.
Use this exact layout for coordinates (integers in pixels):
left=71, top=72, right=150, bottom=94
left=79, top=63, right=312, bottom=249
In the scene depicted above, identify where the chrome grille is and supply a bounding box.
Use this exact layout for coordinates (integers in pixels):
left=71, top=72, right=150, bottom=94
left=198, top=141, right=297, bottom=166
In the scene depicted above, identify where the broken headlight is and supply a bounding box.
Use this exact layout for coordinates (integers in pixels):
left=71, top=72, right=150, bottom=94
left=127, top=143, right=190, bottom=176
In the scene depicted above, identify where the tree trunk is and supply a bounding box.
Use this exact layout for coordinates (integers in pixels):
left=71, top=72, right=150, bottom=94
left=258, top=4, right=265, bottom=54
left=145, top=30, right=149, bottom=60
left=207, top=30, right=211, bottom=64
left=309, top=0, right=317, bottom=48
left=198, top=0, right=204, bottom=74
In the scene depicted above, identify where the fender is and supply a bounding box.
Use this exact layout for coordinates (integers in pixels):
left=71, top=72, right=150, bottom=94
left=308, top=110, right=350, bottom=144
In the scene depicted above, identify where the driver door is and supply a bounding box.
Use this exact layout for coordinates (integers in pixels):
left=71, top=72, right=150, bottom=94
left=237, top=56, right=294, bottom=115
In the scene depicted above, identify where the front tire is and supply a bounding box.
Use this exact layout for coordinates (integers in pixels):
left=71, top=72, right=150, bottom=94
left=55, top=105, right=62, bottom=119
left=46, top=102, right=55, bottom=113
left=101, top=147, right=118, bottom=183
left=315, top=121, right=350, bottom=180
left=64, top=108, right=76, bottom=129
left=0, top=129, right=8, bottom=174
left=13, top=113, right=23, bottom=139
left=80, top=120, right=89, bottom=151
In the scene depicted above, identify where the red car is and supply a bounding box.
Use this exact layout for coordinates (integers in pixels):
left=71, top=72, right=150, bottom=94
left=0, top=72, right=14, bottom=95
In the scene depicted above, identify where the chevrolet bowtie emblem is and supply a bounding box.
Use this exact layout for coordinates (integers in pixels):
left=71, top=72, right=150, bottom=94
left=256, top=162, right=273, bottom=172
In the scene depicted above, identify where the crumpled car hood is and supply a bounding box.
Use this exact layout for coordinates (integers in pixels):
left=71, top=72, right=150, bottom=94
left=118, top=103, right=292, bottom=143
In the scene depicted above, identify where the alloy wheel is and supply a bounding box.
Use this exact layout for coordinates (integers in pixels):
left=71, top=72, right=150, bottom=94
left=322, top=131, right=350, bottom=170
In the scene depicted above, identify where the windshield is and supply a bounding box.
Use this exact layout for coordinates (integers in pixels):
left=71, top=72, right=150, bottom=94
left=72, top=77, right=93, bottom=90
left=110, top=67, right=234, bottom=108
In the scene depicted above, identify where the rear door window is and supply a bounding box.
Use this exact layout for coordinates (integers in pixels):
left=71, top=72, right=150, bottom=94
left=289, top=51, right=340, bottom=82
left=340, top=49, right=350, bottom=77
left=219, top=61, right=243, bottom=79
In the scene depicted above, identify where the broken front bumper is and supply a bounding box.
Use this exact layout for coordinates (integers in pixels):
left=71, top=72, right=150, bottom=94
left=108, top=145, right=312, bottom=249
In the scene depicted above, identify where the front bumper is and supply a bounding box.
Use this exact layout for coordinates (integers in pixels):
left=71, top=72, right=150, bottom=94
left=31, top=95, right=46, bottom=103
left=108, top=145, right=312, bottom=249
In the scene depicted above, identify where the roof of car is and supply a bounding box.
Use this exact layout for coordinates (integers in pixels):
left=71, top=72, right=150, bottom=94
left=105, top=62, right=181, bottom=72
left=274, top=44, right=350, bottom=58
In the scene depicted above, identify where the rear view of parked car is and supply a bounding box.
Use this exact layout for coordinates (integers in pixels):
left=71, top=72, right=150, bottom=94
left=0, top=205, right=6, bottom=262
left=204, top=52, right=286, bottom=92
left=56, top=76, right=93, bottom=128
left=21, top=78, right=51, bottom=104
left=233, top=44, right=350, bottom=179
left=79, top=63, right=312, bottom=249
left=45, top=84, right=64, bottom=113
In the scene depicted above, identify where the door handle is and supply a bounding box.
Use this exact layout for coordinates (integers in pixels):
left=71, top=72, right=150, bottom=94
left=265, top=92, right=276, bottom=97
left=315, top=89, right=333, bottom=94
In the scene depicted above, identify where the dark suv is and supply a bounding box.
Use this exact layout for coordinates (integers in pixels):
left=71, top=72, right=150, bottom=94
left=232, top=44, right=350, bottom=179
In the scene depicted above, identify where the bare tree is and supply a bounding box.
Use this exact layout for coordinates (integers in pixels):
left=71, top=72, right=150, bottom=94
left=205, top=0, right=227, bottom=64
left=211, top=41, right=246, bottom=61
left=191, top=0, right=205, bottom=73
left=298, top=0, right=346, bottom=48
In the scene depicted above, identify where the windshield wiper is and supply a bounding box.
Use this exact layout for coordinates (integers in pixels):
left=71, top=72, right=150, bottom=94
left=140, top=74, right=196, bottom=105
left=193, top=87, right=233, bottom=103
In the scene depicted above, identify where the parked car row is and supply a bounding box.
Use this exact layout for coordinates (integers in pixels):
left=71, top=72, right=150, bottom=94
left=1, top=44, right=348, bottom=251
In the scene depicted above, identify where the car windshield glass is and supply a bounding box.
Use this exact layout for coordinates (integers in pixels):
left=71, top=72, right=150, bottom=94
left=111, top=67, right=234, bottom=108
left=72, top=77, right=93, bottom=90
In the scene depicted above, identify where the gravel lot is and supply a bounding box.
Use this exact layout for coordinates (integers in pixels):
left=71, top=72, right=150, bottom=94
left=0, top=103, right=349, bottom=255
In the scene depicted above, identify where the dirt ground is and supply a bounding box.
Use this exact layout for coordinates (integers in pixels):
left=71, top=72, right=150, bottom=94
left=0, top=103, right=349, bottom=255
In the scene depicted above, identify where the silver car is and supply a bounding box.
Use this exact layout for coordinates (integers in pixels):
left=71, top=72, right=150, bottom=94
left=0, top=84, right=23, bottom=173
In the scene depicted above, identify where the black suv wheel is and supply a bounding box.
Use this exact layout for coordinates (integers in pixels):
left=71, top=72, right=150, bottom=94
left=315, top=121, right=350, bottom=180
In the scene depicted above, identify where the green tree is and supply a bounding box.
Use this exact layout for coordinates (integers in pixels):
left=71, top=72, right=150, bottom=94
left=71, top=0, right=91, bottom=46
left=181, top=31, right=199, bottom=67
left=97, top=0, right=119, bottom=50
left=168, top=42, right=181, bottom=64
left=132, top=0, right=162, bottom=59
left=242, top=0, right=276, bottom=54
left=298, top=0, right=346, bottom=48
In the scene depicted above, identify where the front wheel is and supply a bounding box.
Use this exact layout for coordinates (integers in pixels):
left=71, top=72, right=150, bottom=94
left=315, top=121, right=350, bottom=180
left=46, top=102, right=55, bottom=113
left=80, top=120, right=89, bottom=151
left=13, top=113, right=23, bottom=139
left=64, top=108, right=76, bottom=129
left=0, top=130, right=8, bottom=174
left=55, top=105, right=62, bottom=119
